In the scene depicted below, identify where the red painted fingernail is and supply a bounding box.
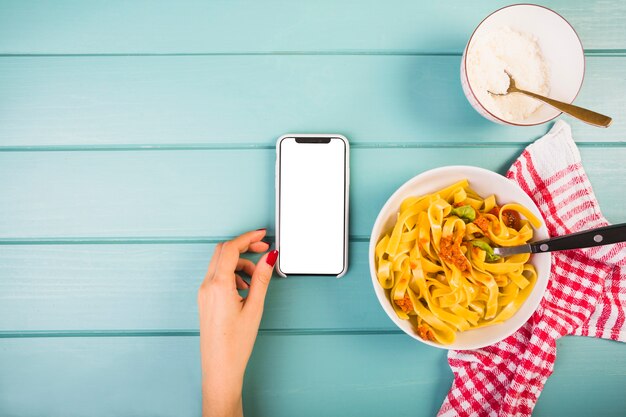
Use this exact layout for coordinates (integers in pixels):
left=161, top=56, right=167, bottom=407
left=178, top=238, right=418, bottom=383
left=266, top=250, right=279, bottom=267
left=256, top=228, right=266, bottom=231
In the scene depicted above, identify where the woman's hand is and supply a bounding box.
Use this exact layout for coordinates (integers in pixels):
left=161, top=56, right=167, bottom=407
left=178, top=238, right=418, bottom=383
left=198, top=229, right=278, bottom=417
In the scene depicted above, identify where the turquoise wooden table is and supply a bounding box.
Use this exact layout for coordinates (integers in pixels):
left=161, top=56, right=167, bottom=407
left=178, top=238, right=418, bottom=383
left=1, top=1, right=625, bottom=416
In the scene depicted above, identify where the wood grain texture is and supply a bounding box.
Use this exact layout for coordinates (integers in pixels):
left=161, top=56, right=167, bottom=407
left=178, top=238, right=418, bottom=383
left=0, top=335, right=623, bottom=417
left=1, top=0, right=625, bottom=54
left=1, top=146, right=624, bottom=239
left=0, top=56, right=623, bottom=147
left=0, top=243, right=394, bottom=332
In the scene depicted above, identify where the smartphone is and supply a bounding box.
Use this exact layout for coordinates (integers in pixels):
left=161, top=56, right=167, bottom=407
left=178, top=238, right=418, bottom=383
left=276, top=134, right=350, bottom=277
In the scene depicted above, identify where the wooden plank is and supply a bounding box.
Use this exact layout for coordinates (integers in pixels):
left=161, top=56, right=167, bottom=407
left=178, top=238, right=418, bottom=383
left=0, top=243, right=394, bottom=332
left=0, top=335, right=623, bottom=417
left=0, top=56, right=623, bottom=147
left=536, top=337, right=626, bottom=416
left=0, top=1, right=625, bottom=54
left=0, top=147, right=624, bottom=239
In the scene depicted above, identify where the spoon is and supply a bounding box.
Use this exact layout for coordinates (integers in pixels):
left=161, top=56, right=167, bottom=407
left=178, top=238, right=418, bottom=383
left=489, top=71, right=612, bottom=128
left=493, top=223, right=626, bottom=257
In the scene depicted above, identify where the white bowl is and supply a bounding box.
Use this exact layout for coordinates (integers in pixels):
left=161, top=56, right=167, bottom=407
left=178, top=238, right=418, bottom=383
left=461, top=4, right=585, bottom=126
left=369, top=166, right=551, bottom=350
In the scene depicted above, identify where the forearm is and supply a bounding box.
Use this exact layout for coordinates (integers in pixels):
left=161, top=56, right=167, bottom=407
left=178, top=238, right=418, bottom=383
left=199, top=327, right=248, bottom=416
left=202, top=374, right=244, bottom=417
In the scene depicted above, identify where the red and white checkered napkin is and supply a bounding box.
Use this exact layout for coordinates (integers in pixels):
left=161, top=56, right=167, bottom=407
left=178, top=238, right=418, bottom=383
left=438, top=120, right=626, bottom=417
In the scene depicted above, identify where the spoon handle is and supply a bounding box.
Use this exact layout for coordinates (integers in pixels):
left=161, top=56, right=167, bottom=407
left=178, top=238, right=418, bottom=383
left=512, top=87, right=612, bottom=128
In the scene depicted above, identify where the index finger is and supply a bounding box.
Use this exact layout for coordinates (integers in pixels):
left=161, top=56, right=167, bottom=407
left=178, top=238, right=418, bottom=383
left=214, top=229, right=267, bottom=280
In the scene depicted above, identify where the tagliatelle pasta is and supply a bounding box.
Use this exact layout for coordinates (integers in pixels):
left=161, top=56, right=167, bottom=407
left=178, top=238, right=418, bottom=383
left=375, top=179, right=542, bottom=345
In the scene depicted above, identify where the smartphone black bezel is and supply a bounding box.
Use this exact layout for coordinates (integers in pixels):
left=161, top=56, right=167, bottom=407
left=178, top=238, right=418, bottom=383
left=276, top=135, right=349, bottom=277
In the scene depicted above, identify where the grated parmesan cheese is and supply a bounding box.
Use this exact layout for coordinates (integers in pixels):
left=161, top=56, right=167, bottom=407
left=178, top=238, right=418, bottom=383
left=467, top=26, right=550, bottom=122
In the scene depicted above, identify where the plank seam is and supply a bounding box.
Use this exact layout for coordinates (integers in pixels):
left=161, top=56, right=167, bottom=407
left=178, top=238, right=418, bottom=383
left=0, top=142, right=624, bottom=152
left=0, top=49, right=624, bottom=57
left=0, top=328, right=403, bottom=338
left=0, top=236, right=371, bottom=245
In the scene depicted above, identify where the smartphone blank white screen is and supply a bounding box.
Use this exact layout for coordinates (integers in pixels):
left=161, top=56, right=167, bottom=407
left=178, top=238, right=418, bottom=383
left=278, top=137, right=346, bottom=275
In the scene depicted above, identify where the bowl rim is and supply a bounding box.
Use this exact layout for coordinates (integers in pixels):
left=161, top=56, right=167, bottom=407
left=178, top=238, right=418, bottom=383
left=368, top=165, right=551, bottom=350
left=463, top=3, right=586, bottom=126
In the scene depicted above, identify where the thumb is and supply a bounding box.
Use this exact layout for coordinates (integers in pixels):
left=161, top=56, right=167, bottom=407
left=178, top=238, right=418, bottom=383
left=245, top=249, right=278, bottom=314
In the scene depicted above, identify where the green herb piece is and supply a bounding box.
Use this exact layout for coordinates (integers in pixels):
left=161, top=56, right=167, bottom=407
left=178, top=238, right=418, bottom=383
left=471, top=240, right=501, bottom=262
left=450, top=205, right=476, bottom=223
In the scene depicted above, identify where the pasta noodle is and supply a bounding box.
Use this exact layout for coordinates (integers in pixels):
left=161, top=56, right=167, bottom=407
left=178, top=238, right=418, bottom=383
left=374, top=179, right=542, bottom=345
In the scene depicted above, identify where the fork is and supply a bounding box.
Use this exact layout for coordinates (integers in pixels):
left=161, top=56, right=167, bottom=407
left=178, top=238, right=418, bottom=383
left=493, top=223, right=626, bottom=257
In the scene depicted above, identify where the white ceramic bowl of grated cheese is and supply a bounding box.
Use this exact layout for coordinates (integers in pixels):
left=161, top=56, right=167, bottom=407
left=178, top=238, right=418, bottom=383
left=461, top=4, right=585, bottom=126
